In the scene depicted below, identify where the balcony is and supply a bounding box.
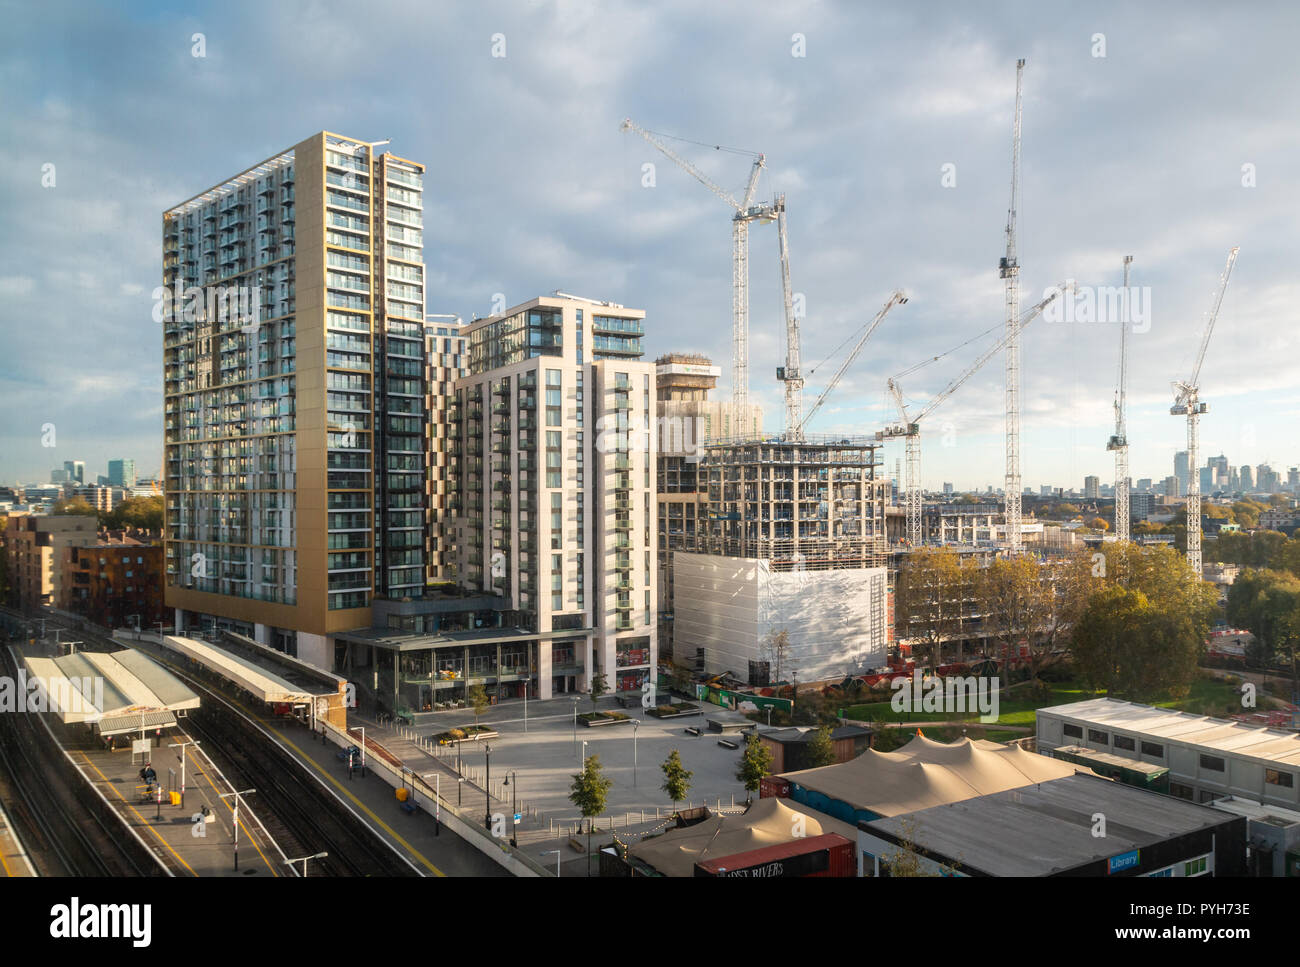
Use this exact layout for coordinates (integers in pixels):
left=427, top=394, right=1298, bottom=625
left=518, top=395, right=536, bottom=410
left=613, top=518, right=632, bottom=532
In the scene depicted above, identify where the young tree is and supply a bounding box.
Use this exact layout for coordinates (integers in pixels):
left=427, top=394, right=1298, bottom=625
left=735, top=733, right=774, bottom=804
left=569, top=754, right=613, bottom=873
left=467, top=683, right=489, bottom=728
left=761, top=628, right=797, bottom=683
left=805, top=725, right=837, bottom=768
left=1228, top=568, right=1300, bottom=688
left=660, top=749, right=693, bottom=809
left=588, top=671, right=608, bottom=711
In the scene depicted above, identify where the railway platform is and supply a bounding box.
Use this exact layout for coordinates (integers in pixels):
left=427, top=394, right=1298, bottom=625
left=0, top=799, right=36, bottom=877
left=49, top=714, right=290, bottom=877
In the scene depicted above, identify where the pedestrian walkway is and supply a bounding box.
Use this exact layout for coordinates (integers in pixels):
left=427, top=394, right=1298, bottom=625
left=247, top=713, right=509, bottom=877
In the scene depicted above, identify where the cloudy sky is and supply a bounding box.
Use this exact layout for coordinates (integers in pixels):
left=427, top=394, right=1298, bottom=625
left=1, top=0, right=1296, bottom=492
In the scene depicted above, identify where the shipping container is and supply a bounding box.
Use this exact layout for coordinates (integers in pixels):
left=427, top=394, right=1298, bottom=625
left=694, top=833, right=855, bottom=877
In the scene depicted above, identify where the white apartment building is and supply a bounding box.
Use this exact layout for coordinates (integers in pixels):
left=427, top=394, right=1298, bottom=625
left=450, top=295, right=657, bottom=700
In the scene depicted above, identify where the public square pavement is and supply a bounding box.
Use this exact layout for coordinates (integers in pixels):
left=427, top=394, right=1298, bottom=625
left=406, top=696, right=757, bottom=831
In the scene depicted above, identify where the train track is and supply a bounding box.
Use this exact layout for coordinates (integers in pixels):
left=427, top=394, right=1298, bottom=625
left=4, top=611, right=419, bottom=877
left=177, top=676, right=419, bottom=876
left=0, top=642, right=162, bottom=877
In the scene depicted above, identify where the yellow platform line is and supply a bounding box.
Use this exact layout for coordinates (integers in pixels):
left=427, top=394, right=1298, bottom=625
left=265, top=722, right=444, bottom=877
left=183, top=745, right=279, bottom=877
left=76, top=752, right=197, bottom=877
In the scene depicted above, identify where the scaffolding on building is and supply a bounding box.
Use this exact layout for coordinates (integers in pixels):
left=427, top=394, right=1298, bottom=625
left=693, top=436, right=888, bottom=570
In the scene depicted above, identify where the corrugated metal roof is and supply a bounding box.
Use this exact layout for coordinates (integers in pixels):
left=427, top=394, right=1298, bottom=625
left=1039, top=698, right=1300, bottom=767
left=98, top=710, right=178, bottom=737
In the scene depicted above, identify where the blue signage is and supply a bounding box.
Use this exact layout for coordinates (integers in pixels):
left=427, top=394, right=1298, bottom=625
left=1108, top=849, right=1141, bottom=874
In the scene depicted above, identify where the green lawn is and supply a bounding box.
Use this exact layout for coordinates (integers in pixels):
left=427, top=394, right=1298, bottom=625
left=841, top=674, right=1245, bottom=731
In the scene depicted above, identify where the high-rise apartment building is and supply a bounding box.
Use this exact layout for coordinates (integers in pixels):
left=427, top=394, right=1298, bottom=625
left=108, top=459, right=137, bottom=489
left=1084, top=475, right=1100, bottom=499
left=162, top=131, right=429, bottom=666
left=425, top=317, right=466, bottom=584
left=449, top=294, right=657, bottom=699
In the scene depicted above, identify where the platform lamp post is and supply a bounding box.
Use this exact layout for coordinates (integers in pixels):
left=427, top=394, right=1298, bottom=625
left=483, top=743, right=493, bottom=829
left=285, top=852, right=328, bottom=877
left=632, top=719, right=639, bottom=787
left=219, top=788, right=255, bottom=872
left=458, top=775, right=466, bottom=807
left=168, top=738, right=199, bottom=808
left=572, top=697, right=579, bottom=749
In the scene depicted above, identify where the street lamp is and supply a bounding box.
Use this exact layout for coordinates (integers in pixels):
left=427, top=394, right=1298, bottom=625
left=457, top=775, right=466, bottom=806
left=580, top=739, right=588, bottom=773
left=572, top=697, right=579, bottom=749
left=541, top=848, right=562, bottom=877
left=483, top=743, right=493, bottom=829
left=503, top=770, right=519, bottom=846
left=632, top=719, right=639, bottom=787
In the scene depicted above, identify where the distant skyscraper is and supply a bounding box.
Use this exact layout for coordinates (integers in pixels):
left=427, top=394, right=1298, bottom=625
left=942, top=482, right=954, bottom=495
left=1136, top=478, right=1152, bottom=493
left=1199, top=466, right=1214, bottom=494
left=1240, top=465, right=1254, bottom=491
left=63, top=460, right=85, bottom=485
left=1163, top=475, right=1180, bottom=497
left=107, top=459, right=136, bottom=489
left=1174, top=451, right=1190, bottom=496
left=1084, top=475, right=1100, bottom=499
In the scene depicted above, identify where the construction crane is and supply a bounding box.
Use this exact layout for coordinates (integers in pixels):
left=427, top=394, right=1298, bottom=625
left=1001, top=58, right=1026, bottom=554
left=1108, top=256, right=1134, bottom=543
left=881, top=284, right=1070, bottom=547
left=621, top=119, right=777, bottom=410
left=1172, top=246, right=1240, bottom=578
left=774, top=196, right=804, bottom=440
left=799, top=291, right=908, bottom=433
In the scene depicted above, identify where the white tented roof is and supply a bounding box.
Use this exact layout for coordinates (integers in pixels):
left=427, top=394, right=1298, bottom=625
left=20, top=650, right=198, bottom=726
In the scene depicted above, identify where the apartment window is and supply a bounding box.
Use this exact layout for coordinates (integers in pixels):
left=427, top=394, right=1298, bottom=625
left=1063, top=724, right=1082, bottom=739
left=1199, top=754, right=1225, bottom=773
left=1141, top=741, right=1164, bottom=758
left=1113, top=735, right=1136, bottom=752
left=1265, top=768, right=1293, bottom=788
left=1183, top=857, right=1208, bottom=877
left=1087, top=729, right=1109, bottom=745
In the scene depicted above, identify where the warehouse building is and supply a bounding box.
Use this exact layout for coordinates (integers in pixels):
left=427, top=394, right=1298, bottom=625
left=1036, top=698, right=1300, bottom=810
left=857, top=772, right=1248, bottom=877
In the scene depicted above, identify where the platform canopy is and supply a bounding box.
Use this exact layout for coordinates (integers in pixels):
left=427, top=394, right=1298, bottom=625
left=160, top=636, right=318, bottom=704
left=19, top=649, right=199, bottom=733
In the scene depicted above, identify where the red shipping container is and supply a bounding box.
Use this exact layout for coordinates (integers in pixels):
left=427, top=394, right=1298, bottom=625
left=694, top=833, right=855, bottom=877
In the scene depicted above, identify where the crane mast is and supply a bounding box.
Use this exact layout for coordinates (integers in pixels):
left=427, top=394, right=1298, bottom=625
left=775, top=196, right=804, bottom=440
left=1109, top=256, right=1133, bottom=543
left=881, top=284, right=1068, bottom=547
left=621, top=118, right=772, bottom=411
left=1172, top=246, right=1239, bottom=579
left=1001, top=58, right=1026, bottom=554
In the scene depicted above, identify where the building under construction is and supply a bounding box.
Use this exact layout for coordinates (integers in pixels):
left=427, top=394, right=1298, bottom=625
left=694, top=434, right=889, bottom=570
left=672, top=434, right=891, bottom=682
